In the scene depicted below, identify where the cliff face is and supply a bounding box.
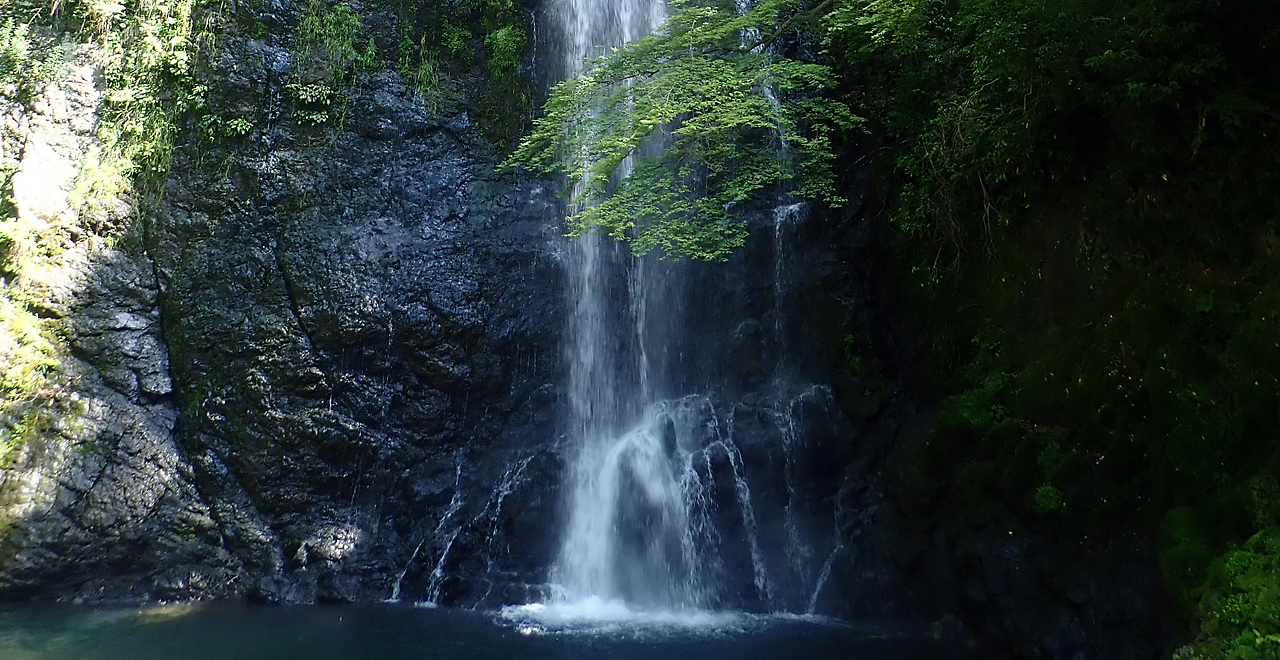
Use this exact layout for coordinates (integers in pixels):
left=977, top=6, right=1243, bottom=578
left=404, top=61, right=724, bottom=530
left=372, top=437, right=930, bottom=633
left=0, top=0, right=567, bottom=605
left=148, top=70, right=568, bottom=605
left=0, top=1, right=1175, bottom=658
left=0, top=38, right=231, bottom=600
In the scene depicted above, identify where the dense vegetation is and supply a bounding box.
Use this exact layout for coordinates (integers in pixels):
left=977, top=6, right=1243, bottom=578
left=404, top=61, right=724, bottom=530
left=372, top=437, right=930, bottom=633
left=509, top=0, right=1280, bottom=656
left=285, top=0, right=532, bottom=145
left=827, top=1, right=1280, bottom=657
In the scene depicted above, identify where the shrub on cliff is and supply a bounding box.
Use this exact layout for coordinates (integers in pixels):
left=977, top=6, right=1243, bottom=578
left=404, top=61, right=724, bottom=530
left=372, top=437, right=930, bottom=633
left=1175, top=530, right=1280, bottom=660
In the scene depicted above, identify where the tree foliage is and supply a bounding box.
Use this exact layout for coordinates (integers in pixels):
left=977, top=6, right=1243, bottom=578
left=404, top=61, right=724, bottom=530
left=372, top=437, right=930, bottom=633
left=825, top=0, right=1280, bottom=271
left=826, top=1, right=1280, bottom=655
left=504, top=0, right=859, bottom=261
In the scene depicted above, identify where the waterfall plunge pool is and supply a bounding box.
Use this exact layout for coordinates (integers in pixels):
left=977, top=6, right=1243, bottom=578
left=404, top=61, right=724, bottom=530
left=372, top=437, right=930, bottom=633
left=0, top=601, right=977, bottom=659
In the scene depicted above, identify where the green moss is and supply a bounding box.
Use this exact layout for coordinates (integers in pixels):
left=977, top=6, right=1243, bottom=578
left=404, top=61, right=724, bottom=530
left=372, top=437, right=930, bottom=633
left=441, top=22, right=472, bottom=58
left=69, top=145, right=131, bottom=215
left=0, top=293, right=69, bottom=466
left=397, top=29, right=444, bottom=115
left=475, top=74, right=529, bottom=153
left=936, top=371, right=1014, bottom=434
left=1033, top=485, right=1067, bottom=515
left=1253, top=477, right=1280, bottom=530
left=843, top=332, right=872, bottom=375
left=394, top=1, right=532, bottom=147
left=289, top=0, right=381, bottom=129
left=181, top=384, right=204, bottom=417
left=1164, top=507, right=1211, bottom=548
left=295, top=1, right=375, bottom=84
left=0, top=0, right=201, bottom=482
left=0, top=9, right=77, bottom=468
left=1161, top=507, right=1217, bottom=609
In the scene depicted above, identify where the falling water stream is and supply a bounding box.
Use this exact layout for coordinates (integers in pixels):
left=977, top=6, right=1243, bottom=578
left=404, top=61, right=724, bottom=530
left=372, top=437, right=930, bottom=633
left=548, top=0, right=698, bottom=614
left=521, top=0, right=828, bottom=624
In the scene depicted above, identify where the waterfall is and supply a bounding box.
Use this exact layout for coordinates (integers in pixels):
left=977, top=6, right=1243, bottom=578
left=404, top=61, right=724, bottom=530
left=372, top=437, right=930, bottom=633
left=521, top=0, right=845, bottom=621
left=548, top=0, right=697, bottom=611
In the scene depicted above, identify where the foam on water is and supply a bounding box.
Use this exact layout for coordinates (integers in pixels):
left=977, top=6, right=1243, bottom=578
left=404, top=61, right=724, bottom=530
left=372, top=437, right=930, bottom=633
left=497, top=598, right=839, bottom=638
left=503, top=598, right=739, bottom=629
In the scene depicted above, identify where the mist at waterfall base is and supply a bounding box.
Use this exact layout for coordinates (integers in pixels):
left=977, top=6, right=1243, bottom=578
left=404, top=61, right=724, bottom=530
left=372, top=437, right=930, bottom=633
left=0, top=603, right=976, bottom=660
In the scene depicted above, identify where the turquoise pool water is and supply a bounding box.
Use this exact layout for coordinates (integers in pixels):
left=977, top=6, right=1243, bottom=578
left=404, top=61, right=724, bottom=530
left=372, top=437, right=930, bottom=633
left=0, top=602, right=974, bottom=659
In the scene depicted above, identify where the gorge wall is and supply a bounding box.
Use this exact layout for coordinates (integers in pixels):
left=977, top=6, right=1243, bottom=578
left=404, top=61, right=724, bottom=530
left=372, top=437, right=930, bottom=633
left=0, top=0, right=1175, bottom=658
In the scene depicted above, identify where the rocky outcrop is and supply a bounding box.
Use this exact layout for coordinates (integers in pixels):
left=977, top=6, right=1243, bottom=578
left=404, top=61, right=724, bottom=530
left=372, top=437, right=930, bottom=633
left=141, top=7, right=566, bottom=602
left=0, top=43, right=234, bottom=600
left=0, top=0, right=708, bottom=613
left=0, top=8, right=568, bottom=605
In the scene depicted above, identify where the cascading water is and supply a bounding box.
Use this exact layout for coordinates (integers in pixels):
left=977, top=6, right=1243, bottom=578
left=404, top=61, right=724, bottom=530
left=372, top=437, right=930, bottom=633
left=514, top=0, right=850, bottom=623
left=546, top=0, right=697, bottom=612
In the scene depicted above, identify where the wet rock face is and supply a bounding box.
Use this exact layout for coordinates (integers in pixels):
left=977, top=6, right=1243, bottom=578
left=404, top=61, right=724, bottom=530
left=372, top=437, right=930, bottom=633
left=0, top=0, right=567, bottom=604
left=145, top=40, right=567, bottom=601
left=0, top=44, right=239, bottom=601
